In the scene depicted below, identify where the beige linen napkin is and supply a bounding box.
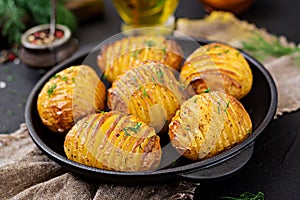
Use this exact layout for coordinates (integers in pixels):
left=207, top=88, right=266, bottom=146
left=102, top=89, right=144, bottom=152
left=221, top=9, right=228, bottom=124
left=0, top=124, right=198, bottom=200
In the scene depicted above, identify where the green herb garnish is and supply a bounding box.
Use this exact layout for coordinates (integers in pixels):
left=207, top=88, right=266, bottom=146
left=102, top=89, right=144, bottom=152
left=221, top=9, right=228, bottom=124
left=47, top=83, right=57, bottom=97
left=156, top=68, right=164, bottom=83
left=221, top=191, right=265, bottom=200
left=123, top=122, right=143, bottom=136
left=61, top=76, right=68, bottom=82
left=72, top=77, right=76, bottom=83
left=131, top=49, right=142, bottom=58
left=242, top=33, right=300, bottom=62
left=7, top=75, right=14, bottom=82
left=203, top=88, right=211, bottom=93
left=51, top=74, right=61, bottom=80
left=162, top=47, right=167, bottom=54
left=224, top=101, right=230, bottom=112
left=142, top=88, right=149, bottom=98
left=224, top=49, right=230, bottom=54
left=144, top=40, right=155, bottom=47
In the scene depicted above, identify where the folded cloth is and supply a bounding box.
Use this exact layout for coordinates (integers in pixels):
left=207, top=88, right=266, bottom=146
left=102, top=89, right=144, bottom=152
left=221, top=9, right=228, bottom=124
left=176, top=11, right=300, bottom=117
left=0, top=124, right=198, bottom=200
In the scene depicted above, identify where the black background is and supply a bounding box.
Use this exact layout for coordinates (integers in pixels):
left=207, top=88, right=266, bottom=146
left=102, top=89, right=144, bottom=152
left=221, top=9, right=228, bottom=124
left=0, top=0, right=299, bottom=199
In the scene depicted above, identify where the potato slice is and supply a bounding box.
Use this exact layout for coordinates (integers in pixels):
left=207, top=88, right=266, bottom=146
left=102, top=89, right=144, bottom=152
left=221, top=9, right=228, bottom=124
left=97, top=35, right=183, bottom=82
left=37, top=65, right=106, bottom=133
left=180, top=43, right=253, bottom=99
left=107, top=63, right=187, bottom=133
left=64, top=112, right=161, bottom=172
left=168, top=91, right=252, bottom=160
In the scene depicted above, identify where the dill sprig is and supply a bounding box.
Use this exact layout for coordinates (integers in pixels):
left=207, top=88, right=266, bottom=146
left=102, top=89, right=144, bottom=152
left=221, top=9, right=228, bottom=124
left=241, top=33, right=300, bottom=62
left=221, top=191, right=265, bottom=200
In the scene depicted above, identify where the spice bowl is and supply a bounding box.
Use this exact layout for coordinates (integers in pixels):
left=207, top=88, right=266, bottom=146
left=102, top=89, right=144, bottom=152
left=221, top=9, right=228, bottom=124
left=20, top=24, right=78, bottom=68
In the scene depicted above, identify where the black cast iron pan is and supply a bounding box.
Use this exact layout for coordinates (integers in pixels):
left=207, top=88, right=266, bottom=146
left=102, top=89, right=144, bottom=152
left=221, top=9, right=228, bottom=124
left=25, top=37, right=277, bottom=185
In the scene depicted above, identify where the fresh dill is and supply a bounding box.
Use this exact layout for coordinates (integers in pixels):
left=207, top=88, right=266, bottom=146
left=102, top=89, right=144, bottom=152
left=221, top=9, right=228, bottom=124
left=242, top=33, right=300, bottom=62
left=221, top=191, right=265, bottom=200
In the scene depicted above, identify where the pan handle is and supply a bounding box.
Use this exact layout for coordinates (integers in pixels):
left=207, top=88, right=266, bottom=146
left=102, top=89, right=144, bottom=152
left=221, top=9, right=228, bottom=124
left=178, top=144, right=254, bottom=181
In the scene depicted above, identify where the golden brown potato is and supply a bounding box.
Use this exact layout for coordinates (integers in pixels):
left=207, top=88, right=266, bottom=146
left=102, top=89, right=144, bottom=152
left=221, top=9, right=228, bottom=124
left=37, top=65, right=106, bottom=133
left=97, top=35, right=183, bottom=82
left=180, top=43, right=253, bottom=99
left=168, top=91, right=252, bottom=161
left=64, top=112, right=161, bottom=172
left=107, top=62, right=187, bottom=133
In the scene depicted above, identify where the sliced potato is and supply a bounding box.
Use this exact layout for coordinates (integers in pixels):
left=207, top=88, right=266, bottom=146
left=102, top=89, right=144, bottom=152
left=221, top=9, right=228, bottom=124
left=168, top=91, right=252, bottom=160
left=97, top=35, right=183, bottom=82
left=64, top=112, right=161, bottom=172
left=37, top=65, right=106, bottom=133
left=107, top=63, right=187, bottom=133
left=180, top=43, right=253, bottom=99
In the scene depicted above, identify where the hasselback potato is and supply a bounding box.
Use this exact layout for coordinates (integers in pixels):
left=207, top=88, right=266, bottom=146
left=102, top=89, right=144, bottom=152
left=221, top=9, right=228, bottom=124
left=108, top=63, right=187, bottom=132
left=97, top=35, right=183, bottom=82
left=64, top=112, right=161, bottom=172
left=168, top=91, right=252, bottom=160
left=37, top=65, right=106, bottom=133
left=180, top=43, right=253, bottom=99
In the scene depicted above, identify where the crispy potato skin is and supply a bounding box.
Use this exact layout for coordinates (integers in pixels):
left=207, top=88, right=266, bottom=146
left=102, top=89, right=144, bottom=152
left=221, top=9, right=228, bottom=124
left=37, top=65, right=106, bottom=133
left=107, top=63, right=187, bottom=133
left=168, top=91, right=252, bottom=160
left=180, top=43, right=253, bottom=99
left=64, top=112, right=161, bottom=172
left=97, top=35, right=183, bottom=82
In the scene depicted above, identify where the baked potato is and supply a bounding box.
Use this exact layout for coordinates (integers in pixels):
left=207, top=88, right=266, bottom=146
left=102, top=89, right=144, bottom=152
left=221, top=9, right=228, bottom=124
left=180, top=43, right=253, bottom=99
left=97, top=35, right=183, bottom=82
left=168, top=91, right=252, bottom=160
left=64, top=112, right=161, bottom=172
left=37, top=65, right=106, bottom=133
left=107, top=62, right=187, bottom=132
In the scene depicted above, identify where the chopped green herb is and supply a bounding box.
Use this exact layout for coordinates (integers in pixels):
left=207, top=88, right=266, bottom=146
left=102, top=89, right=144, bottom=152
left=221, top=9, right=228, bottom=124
left=123, top=122, right=143, bottom=136
left=221, top=191, right=265, bottom=200
left=224, top=101, right=230, bottom=112
left=72, top=77, right=76, bottom=83
left=193, top=97, right=197, bottom=103
left=162, top=47, right=167, bottom=54
left=51, top=74, right=61, bottom=80
left=47, top=83, right=57, bottom=97
left=203, top=88, right=211, bottom=93
left=217, top=101, right=221, bottom=114
left=61, top=76, right=68, bottom=82
left=214, top=45, right=221, bottom=48
left=131, top=49, right=142, bottom=58
left=144, top=40, right=155, bottom=47
left=156, top=69, right=164, bottom=83
left=142, top=88, right=149, bottom=98
left=224, top=49, right=230, bottom=54
left=7, top=75, right=14, bottom=82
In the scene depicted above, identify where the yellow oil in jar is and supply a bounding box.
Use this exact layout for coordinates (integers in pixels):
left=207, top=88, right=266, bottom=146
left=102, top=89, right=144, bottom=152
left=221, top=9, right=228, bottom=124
left=112, top=0, right=179, bottom=27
